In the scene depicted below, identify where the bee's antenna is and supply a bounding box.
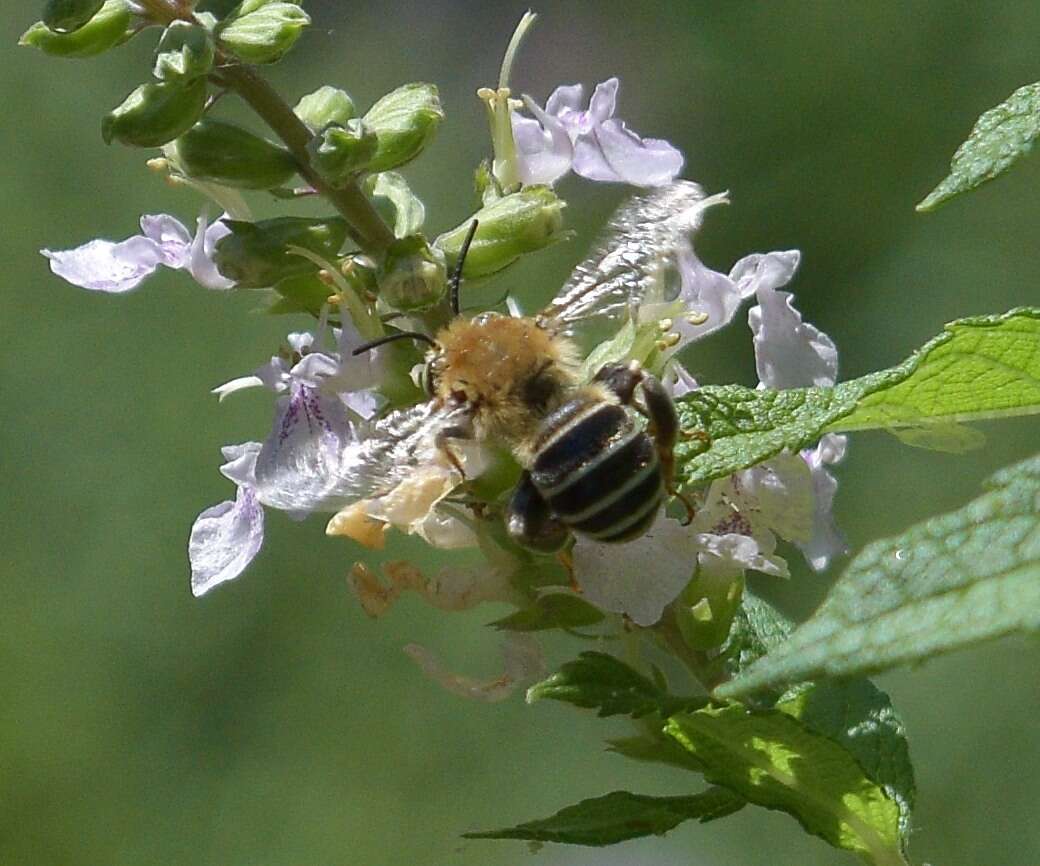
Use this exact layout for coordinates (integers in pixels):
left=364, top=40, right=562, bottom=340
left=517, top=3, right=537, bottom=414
left=351, top=331, right=439, bottom=356
left=449, top=219, right=479, bottom=316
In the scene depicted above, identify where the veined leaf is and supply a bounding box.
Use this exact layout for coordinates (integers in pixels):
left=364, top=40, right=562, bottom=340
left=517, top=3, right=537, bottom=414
left=666, top=706, right=907, bottom=865
left=463, top=788, right=744, bottom=846
left=526, top=651, right=702, bottom=718
left=917, top=82, right=1040, bottom=212
left=677, top=308, right=1040, bottom=487
left=717, top=453, right=1040, bottom=698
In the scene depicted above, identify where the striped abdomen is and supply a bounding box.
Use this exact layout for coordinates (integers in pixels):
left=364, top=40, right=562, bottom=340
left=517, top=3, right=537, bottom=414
left=529, top=397, right=663, bottom=543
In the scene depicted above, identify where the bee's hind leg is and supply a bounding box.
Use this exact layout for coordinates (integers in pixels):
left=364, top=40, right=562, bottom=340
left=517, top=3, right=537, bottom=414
left=505, top=472, right=570, bottom=553
left=593, top=361, right=697, bottom=524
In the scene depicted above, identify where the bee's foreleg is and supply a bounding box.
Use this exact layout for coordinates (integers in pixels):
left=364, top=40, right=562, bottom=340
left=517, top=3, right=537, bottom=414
left=505, top=472, right=570, bottom=553
left=434, top=415, right=475, bottom=480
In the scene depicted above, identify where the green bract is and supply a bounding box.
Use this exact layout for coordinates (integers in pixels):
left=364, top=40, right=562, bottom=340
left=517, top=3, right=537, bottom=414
left=102, top=79, right=208, bottom=148
left=169, top=118, right=297, bottom=189
left=309, top=119, right=379, bottom=184
left=217, top=0, right=310, bottom=64
left=42, top=0, right=104, bottom=33
left=153, top=22, right=215, bottom=83
left=434, top=186, right=565, bottom=278
left=377, top=235, right=446, bottom=312
left=365, top=172, right=425, bottom=238
left=718, top=453, right=1040, bottom=698
left=362, top=83, right=444, bottom=172
left=214, top=217, right=349, bottom=289
left=20, top=0, right=130, bottom=58
left=294, top=85, right=357, bottom=130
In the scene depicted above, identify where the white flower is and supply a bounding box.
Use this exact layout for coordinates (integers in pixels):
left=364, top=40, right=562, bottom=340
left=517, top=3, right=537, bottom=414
left=188, top=443, right=264, bottom=597
left=512, top=78, right=684, bottom=187
left=42, top=212, right=233, bottom=293
left=748, top=272, right=848, bottom=570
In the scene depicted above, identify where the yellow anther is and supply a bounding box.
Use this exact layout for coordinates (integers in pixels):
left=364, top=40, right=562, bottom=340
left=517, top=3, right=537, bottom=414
left=686, top=311, right=709, bottom=326
left=658, top=318, right=674, bottom=332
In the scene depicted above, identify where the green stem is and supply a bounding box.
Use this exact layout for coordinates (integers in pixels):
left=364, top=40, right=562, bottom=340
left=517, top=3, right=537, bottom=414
left=216, top=63, right=395, bottom=256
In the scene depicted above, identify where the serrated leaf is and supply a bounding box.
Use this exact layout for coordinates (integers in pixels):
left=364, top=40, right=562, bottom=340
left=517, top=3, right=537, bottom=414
left=490, top=593, right=604, bottom=632
left=717, top=453, right=1040, bottom=699
left=676, top=308, right=1040, bottom=487
left=917, top=82, right=1040, bottom=212
left=463, top=788, right=744, bottom=846
left=666, top=706, right=906, bottom=865
left=782, top=680, right=915, bottom=841
left=526, top=651, right=702, bottom=718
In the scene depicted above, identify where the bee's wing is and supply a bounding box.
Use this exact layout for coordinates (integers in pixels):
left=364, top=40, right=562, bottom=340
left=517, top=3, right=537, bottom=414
left=347, top=401, right=466, bottom=499
left=542, top=180, right=722, bottom=327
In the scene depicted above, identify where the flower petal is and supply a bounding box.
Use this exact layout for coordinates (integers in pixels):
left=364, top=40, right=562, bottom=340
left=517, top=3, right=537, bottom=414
left=574, top=512, right=697, bottom=626
left=749, top=288, right=838, bottom=389
left=42, top=236, right=162, bottom=293
left=798, top=434, right=849, bottom=571
left=514, top=99, right=574, bottom=186
left=544, top=83, right=585, bottom=122
left=139, top=214, right=192, bottom=268
left=219, top=441, right=261, bottom=488
left=696, top=532, right=788, bottom=579
left=586, top=78, right=619, bottom=126
left=729, top=250, right=800, bottom=299
left=212, top=376, right=265, bottom=402
left=253, top=383, right=363, bottom=513
left=187, top=213, right=234, bottom=290
left=188, top=485, right=264, bottom=597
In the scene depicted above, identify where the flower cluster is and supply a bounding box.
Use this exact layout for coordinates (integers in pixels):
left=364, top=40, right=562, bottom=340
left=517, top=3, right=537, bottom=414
left=36, top=5, right=846, bottom=698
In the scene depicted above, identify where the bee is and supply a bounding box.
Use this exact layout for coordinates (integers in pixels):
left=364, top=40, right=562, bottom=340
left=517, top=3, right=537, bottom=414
left=352, top=181, right=709, bottom=552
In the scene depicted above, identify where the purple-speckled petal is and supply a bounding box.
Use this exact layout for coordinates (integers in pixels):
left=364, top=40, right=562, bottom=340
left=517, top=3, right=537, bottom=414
left=253, top=383, right=364, bottom=514
left=42, top=236, right=162, bottom=293
left=189, top=485, right=264, bottom=597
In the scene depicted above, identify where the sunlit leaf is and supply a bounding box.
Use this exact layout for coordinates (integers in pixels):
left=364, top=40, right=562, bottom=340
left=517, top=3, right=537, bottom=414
left=717, top=453, right=1040, bottom=698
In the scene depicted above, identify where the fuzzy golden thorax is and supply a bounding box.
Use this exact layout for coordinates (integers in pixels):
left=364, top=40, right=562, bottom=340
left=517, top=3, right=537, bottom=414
left=431, top=314, right=581, bottom=443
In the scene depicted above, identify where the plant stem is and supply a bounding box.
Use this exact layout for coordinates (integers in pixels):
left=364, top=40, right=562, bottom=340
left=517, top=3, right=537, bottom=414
left=216, top=63, right=395, bottom=256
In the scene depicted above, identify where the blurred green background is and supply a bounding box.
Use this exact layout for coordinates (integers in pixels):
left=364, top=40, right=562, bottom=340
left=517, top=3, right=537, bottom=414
left=2, top=2, right=1039, bottom=864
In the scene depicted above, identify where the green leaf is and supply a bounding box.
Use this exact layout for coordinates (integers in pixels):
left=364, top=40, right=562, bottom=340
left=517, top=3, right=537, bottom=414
left=676, top=308, right=1040, bottom=487
left=782, top=680, right=915, bottom=841
left=666, top=706, right=906, bottom=865
left=917, top=82, right=1040, bottom=212
left=717, top=452, right=1040, bottom=698
left=463, top=788, right=744, bottom=846
left=490, top=594, right=604, bottom=632
left=526, top=651, right=701, bottom=718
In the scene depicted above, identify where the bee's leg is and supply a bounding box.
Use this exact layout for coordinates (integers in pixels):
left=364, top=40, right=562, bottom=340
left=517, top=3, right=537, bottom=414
left=593, top=361, right=696, bottom=524
left=505, top=471, right=570, bottom=553
left=434, top=415, right=475, bottom=479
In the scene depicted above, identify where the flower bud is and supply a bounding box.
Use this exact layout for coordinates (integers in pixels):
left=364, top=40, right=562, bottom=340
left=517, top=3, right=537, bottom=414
left=213, top=216, right=349, bottom=288
left=378, top=235, right=446, bottom=312
left=102, top=79, right=208, bottom=148
left=169, top=118, right=297, bottom=189
left=42, top=0, right=104, bottom=32
left=20, top=0, right=130, bottom=58
left=153, top=21, right=214, bottom=82
left=434, top=186, right=565, bottom=279
left=294, top=85, right=356, bottom=131
left=309, top=119, right=379, bottom=184
left=362, top=83, right=444, bottom=173
left=217, top=0, right=310, bottom=65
